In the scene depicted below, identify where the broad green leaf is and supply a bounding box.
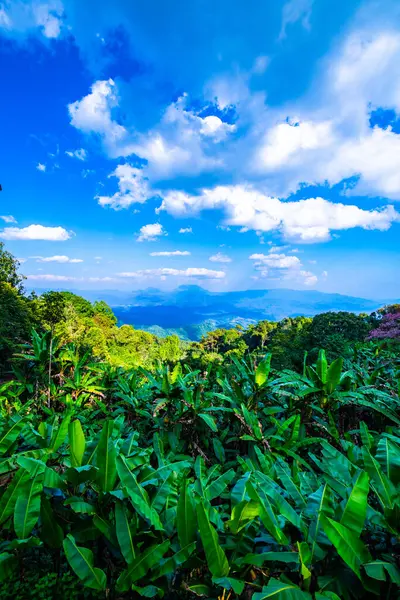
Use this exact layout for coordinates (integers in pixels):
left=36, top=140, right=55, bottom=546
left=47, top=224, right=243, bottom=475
left=206, top=468, right=235, bottom=501
left=321, top=516, right=371, bottom=579
left=16, top=456, right=64, bottom=489
left=326, top=357, right=343, bottom=394
left=115, top=501, right=135, bottom=564
left=340, top=471, right=369, bottom=536
left=362, top=447, right=395, bottom=509
left=0, top=468, right=29, bottom=525
left=375, top=437, right=400, bottom=485
left=188, top=584, right=211, bottom=596
left=247, top=481, right=289, bottom=545
left=0, top=552, right=17, bottom=581
left=297, top=542, right=311, bottom=581
left=49, top=412, right=72, bottom=452
left=40, top=496, right=63, bottom=548
left=228, top=499, right=259, bottom=534
left=213, top=438, right=225, bottom=463
left=239, top=552, right=299, bottom=566
left=14, top=465, right=44, bottom=539
left=0, top=416, right=25, bottom=456
left=63, top=534, right=106, bottom=591
left=117, top=540, right=170, bottom=592
left=131, top=584, right=164, bottom=597
left=196, top=500, right=229, bottom=578
left=198, top=413, right=218, bottom=432
left=69, top=420, right=85, bottom=467
left=96, top=420, right=117, bottom=492
left=117, top=455, right=163, bottom=530
left=305, top=484, right=334, bottom=564
left=177, top=478, right=197, bottom=549
left=253, top=578, right=311, bottom=599
left=151, top=472, right=175, bottom=513
left=255, top=354, right=272, bottom=387
left=66, top=465, right=98, bottom=486
left=363, top=560, right=400, bottom=584
left=154, top=541, right=196, bottom=578
left=213, top=577, right=245, bottom=595
left=316, top=350, right=328, bottom=385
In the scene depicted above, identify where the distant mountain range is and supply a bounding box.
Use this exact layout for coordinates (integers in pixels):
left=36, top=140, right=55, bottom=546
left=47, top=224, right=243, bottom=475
left=69, top=285, right=392, bottom=341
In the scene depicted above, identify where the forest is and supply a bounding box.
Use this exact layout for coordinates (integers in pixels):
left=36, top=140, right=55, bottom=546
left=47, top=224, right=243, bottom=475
left=0, top=240, right=400, bottom=599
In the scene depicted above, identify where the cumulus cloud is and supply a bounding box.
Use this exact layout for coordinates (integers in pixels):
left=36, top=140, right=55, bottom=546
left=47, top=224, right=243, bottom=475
left=150, top=250, right=191, bottom=256
left=0, top=224, right=71, bottom=241
left=0, top=215, right=17, bottom=224
left=249, top=251, right=317, bottom=286
left=209, top=252, right=232, bottom=263
left=97, top=164, right=152, bottom=209
left=300, top=270, right=318, bottom=286
left=0, top=1, right=64, bottom=39
left=179, top=227, right=193, bottom=234
left=34, top=2, right=64, bottom=38
left=158, top=186, right=399, bottom=242
left=119, top=267, right=225, bottom=280
left=36, top=163, right=46, bottom=172
left=124, top=94, right=236, bottom=178
left=257, top=119, right=333, bottom=169
left=33, top=255, right=83, bottom=263
left=68, top=80, right=127, bottom=155
left=65, top=148, right=87, bottom=161
left=137, top=223, right=166, bottom=242
left=249, top=253, right=301, bottom=269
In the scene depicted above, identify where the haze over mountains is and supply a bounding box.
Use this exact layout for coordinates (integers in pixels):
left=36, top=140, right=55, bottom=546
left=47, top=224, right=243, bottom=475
left=38, top=285, right=392, bottom=341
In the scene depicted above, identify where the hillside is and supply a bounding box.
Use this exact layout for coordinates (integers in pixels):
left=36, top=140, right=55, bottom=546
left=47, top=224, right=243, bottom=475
left=104, top=285, right=389, bottom=340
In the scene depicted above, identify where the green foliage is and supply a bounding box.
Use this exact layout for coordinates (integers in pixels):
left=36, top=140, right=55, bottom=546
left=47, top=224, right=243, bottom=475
left=0, top=330, right=399, bottom=599
left=1, top=242, right=400, bottom=598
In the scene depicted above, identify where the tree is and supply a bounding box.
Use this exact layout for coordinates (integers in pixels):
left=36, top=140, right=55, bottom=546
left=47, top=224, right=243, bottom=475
left=244, top=320, right=277, bottom=351
left=0, top=282, right=33, bottom=370
left=0, top=241, right=25, bottom=292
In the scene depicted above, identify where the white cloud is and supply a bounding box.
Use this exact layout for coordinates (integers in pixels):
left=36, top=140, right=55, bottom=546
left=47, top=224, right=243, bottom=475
left=179, top=227, right=192, bottom=234
left=250, top=253, right=301, bottom=269
left=0, top=1, right=64, bottom=39
left=279, top=0, right=314, bottom=40
left=250, top=251, right=317, bottom=286
left=119, top=267, right=225, bottom=280
left=0, top=224, right=71, bottom=241
left=33, top=255, right=83, bottom=263
left=150, top=250, right=190, bottom=256
left=159, top=186, right=400, bottom=242
left=257, top=119, right=333, bottom=169
left=300, top=270, right=318, bottom=286
left=137, top=223, right=166, bottom=242
left=97, top=164, right=151, bottom=209
left=209, top=252, right=232, bottom=263
left=34, top=2, right=64, bottom=38
left=65, top=148, right=87, bottom=161
left=27, top=274, right=79, bottom=282
left=36, top=162, right=46, bottom=172
left=68, top=80, right=127, bottom=155
left=0, top=215, right=17, bottom=224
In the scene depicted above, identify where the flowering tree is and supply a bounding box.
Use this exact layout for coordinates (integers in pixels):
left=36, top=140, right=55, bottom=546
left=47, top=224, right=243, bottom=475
left=368, top=311, right=400, bottom=340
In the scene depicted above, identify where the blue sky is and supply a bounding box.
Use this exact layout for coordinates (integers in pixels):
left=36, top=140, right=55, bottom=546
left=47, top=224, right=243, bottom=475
left=1, top=0, right=400, bottom=299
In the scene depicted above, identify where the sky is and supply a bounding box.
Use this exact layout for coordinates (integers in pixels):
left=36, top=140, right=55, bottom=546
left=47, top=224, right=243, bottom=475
left=1, top=0, right=400, bottom=300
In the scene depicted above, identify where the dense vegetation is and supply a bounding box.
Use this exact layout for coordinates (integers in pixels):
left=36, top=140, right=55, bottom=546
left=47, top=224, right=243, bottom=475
left=1, top=241, right=400, bottom=599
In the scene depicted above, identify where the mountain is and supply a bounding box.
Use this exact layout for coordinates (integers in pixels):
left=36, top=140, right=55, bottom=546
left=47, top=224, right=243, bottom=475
left=28, top=285, right=392, bottom=340
left=104, top=285, right=390, bottom=341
